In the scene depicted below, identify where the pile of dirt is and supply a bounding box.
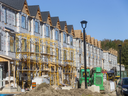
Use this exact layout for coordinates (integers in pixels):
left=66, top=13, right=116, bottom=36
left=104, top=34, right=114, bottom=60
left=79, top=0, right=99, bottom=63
left=16, top=83, right=103, bottom=96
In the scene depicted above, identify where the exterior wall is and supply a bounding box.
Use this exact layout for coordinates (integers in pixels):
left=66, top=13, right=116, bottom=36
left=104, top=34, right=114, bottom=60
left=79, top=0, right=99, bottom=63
left=103, top=52, right=118, bottom=71
left=0, top=1, right=119, bottom=82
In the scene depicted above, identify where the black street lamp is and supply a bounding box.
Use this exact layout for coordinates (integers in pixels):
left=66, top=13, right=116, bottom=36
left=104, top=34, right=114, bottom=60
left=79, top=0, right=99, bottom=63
left=118, top=44, right=122, bottom=79
left=80, top=20, right=87, bottom=89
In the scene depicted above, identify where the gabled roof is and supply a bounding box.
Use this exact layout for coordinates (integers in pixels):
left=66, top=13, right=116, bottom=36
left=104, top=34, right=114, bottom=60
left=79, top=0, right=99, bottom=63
left=28, top=5, right=39, bottom=16
left=60, top=21, right=66, bottom=31
left=74, top=30, right=83, bottom=39
left=0, top=0, right=25, bottom=10
left=60, top=21, right=68, bottom=33
left=28, top=5, right=42, bottom=21
left=41, top=11, right=52, bottom=25
left=51, top=17, right=59, bottom=26
left=51, top=17, right=61, bottom=30
left=67, top=25, right=75, bottom=37
left=41, top=11, right=49, bottom=22
left=67, top=25, right=73, bottom=34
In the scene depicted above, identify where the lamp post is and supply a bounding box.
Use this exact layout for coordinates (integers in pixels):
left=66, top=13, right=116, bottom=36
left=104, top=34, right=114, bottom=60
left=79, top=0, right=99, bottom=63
left=118, top=44, right=122, bottom=79
left=80, top=20, right=87, bottom=89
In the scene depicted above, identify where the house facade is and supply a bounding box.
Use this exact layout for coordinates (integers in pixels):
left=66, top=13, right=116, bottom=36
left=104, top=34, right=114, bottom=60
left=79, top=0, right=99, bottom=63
left=0, top=0, right=119, bottom=88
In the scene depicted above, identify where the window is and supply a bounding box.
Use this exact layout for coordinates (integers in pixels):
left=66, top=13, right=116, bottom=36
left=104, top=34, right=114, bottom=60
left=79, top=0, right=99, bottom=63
left=35, top=21, right=39, bottom=33
left=55, top=30, right=59, bottom=40
left=64, top=50, right=67, bottom=60
left=5, top=9, right=7, bottom=23
left=63, top=33, right=66, bottom=43
left=51, top=28, right=53, bottom=39
left=71, top=52, right=73, bottom=61
left=0, top=35, right=1, bottom=51
left=70, top=36, right=73, bottom=45
left=21, top=39, right=27, bottom=52
left=46, top=26, right=49, bottom=37
left=35, top=42, right=39, bottom=52
left=59, top=32, right=61, bottom=42
left=28, top=20, right=31, bottom=32
left=41, top=25, right=43, bottom=36
left=79, top=40, right=81, bottom=48
left=0, top=7, right=1, bottom=21
left=22, top=16, right=26, bottom=28
left=79, top=54, right=81, bottom=63
left=16, top=37, right=19, bottom=52
left=56, top=48, right=59, bottom=60
left=14, top=13, right=17, bottom=26
left=10, top=36, right=15, bottom=52
left=46, top=46, right=50, bottom=54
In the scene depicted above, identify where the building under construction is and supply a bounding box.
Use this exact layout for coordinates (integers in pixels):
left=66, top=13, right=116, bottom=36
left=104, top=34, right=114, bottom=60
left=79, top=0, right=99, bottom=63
left=0, top=0, right=121, bottom=90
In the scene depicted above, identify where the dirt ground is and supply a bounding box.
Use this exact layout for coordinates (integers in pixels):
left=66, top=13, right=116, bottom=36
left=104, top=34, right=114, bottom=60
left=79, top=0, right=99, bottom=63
left=16, top=83, right=116, bottom=96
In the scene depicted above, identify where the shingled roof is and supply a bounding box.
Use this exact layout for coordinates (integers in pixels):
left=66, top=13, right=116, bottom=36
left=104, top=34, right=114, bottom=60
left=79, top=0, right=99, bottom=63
left=41, top=11, right=50, bottom=22
left=28, top=5, right=39, bottom=16
left=60, top=21, right=66, bottom=31
left=67, top=25, right=73, bottom=34
left=51, top=17, right=61, bottom=30
left=51, top=17, right=59, bottom=27
left=0, top=0, right=25, bottom=10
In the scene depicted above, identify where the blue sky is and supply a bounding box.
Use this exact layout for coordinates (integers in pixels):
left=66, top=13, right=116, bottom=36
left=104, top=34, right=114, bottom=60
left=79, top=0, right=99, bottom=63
left=27, top=0, right=128, bottom=41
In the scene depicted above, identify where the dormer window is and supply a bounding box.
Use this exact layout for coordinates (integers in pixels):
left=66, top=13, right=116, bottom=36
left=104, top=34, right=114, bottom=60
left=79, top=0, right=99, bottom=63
left=22, top=16, right=26, bottom=28
left=35, top=21, right=39, bottom=33
left=55, top=30, right=59, bottom=40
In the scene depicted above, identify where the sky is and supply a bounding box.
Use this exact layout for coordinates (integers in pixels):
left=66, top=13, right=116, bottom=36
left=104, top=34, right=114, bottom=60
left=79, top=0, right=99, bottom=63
left=27, top=0, right=128, bottom=41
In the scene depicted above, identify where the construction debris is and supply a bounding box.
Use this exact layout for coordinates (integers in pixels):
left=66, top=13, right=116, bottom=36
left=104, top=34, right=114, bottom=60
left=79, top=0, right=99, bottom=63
left=16, top=83, right=116, bottom=96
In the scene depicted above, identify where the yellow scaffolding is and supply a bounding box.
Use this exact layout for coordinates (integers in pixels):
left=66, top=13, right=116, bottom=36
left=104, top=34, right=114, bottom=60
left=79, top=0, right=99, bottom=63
left=15, top=33, right=77, bottom=88
left=62, top=47, right=76, bottom=85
